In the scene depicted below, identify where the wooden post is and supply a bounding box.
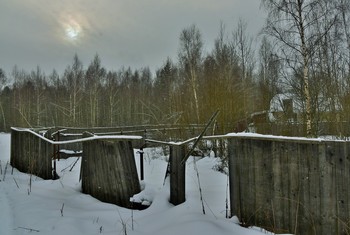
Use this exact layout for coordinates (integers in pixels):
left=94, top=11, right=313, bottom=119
left=169, top=145, right=186, bottom=205
left=56, top=130, right=60, bottom=161
left=138, top=148, right=144, bottom=181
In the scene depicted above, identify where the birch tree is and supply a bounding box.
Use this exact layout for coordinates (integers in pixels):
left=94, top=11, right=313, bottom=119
left=233, top=19, right=255, bottom=82
left=47, top=70, right=62, bottom=125
left=85, top=54, right=106, bottom=126
left=262, top=0, right=337, bottom=136
left=339, top=0, right=350, bottom=90
left=30, top=66, right=47, bottom=126
left=63, top=54, right=84, bottom=126
left=11, top=66, right=33, bottom=127
left=105, top=71, right=120, bottom=126
left=178, top=24, right=203, bottom=123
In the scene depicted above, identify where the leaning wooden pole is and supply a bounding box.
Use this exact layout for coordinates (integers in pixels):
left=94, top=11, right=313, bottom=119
left=181, top=109, right=220, bottom=165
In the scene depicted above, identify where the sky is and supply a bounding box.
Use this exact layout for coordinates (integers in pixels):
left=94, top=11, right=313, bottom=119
left=0, top=0, right=266, bottom=75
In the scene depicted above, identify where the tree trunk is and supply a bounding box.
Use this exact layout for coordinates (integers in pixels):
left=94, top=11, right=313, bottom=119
left=190, top=69, right=200, bottom=124
left=298, top=0, right=312, bottom=137
left=0, top=102, right=6, bottom=131
left=303, top=64, right=312, bottom=136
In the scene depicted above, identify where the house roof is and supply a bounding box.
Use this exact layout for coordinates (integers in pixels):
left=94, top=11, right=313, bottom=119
left=269, top=93, right=342, bottom=114
left=269, top=93, right=303, bottom=113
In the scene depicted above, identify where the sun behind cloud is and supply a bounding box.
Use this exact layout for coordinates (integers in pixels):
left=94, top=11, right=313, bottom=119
left=64, top=18, right=82, bottom=43
left=59, top=12, right=88, bottom=44
left=65, top=19, right=81, bottom=41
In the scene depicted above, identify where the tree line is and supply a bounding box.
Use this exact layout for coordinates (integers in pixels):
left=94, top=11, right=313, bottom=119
left=0, top=0, right=350, bottom=137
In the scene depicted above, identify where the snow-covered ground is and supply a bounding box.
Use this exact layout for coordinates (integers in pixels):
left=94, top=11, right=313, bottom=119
left=0, top=133, right=286, bottom=235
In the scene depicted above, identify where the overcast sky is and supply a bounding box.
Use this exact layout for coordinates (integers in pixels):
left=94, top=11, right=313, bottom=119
left=0, top=0, right=266, bottom=75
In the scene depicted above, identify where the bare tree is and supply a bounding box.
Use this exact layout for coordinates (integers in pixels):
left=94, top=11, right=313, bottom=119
left=339, top=0, right=350, bottom=91
left=340, top=0, right=350, bottom=70
left=30, top=66, right=47, bottom=127
left=214, top=22, right=237, bottom=82
left=202, top=22, right=244, bottom=132
left=258, top=36, right=281, bottom=110
left=85, top=54, right=106, bottom=126
left=262, top=0, right=338, bottom=136
left=233, top=19, right=255, bottom=82
left=11, top=66, right=33, bottom=127
left=0, top=68, right=7, bottom=130
left=105, top=71, right=120, bottom=126
left=47, top=70, right=62, bottom=125
left=178, top=24, right=203, bottom=123
left=153, top=58, right=181, bottom=123
left=63, top=54, right=84, bottom=126
left=233, top=19, right=256, bottom=124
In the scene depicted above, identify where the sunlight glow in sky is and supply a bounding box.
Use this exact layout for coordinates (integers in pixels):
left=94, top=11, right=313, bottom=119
left=65, top=21, right=81, bottom=41
left=60, top=14, right=84, bottom=43
left=0, top=0, right=265, bottom=74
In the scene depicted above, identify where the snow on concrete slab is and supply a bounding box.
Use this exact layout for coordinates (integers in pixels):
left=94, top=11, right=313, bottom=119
left=0, top=133, right=290, bottom=235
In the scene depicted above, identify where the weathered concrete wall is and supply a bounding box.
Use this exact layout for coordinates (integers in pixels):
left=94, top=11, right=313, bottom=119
left=10, top=128, right=52, bottom=179
left=10, top=128, right=142, bottom=208
left=169, top=145, right=186, bottom=205
left=81, top=137, right=141, bottom=208
left=228, top=137, right=350, bottom=235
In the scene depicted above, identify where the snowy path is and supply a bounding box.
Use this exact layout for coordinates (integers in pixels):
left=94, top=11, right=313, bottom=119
left=0, top=134, right=14, bottom=235
left=0, top=135, right=16, bottom=235
left=0, top=181, right=14, bottom=235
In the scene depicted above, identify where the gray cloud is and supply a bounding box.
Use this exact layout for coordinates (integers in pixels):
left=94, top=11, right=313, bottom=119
left=0, top=0, right=266, bottom=75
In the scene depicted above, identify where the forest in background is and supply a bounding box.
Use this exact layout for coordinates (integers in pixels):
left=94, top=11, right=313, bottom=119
left=0, top=0, right=350, bottom=137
